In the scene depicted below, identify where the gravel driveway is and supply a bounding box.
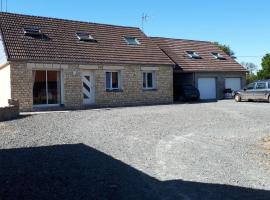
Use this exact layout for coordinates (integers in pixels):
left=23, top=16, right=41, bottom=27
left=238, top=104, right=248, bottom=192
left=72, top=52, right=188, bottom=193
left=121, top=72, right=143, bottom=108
left=0, top=100, right=270, bottom=199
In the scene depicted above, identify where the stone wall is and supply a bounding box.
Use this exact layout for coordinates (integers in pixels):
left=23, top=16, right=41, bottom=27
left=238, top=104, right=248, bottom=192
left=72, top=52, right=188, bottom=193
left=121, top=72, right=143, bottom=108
left=10, top=62, right=33, bottom=111
left=0, top=99, right=19, bottom=121
left=9, top=62, right=173, bottom=111
left=95, top=65, right=173, bottom=106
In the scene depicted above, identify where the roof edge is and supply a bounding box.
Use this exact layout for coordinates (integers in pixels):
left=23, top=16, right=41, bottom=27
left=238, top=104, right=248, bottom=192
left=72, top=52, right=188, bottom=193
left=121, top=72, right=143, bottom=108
left=0, top=12, right=141, bottom=30
left=150, top=36, right=213, bottom=44
left=7, top=58, right=174, bottom=67
left=0, top=18, right=10, bottom=60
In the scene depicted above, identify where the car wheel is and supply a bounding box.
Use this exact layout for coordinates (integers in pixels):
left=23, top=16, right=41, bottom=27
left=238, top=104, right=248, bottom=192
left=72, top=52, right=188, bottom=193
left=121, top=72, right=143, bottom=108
left=235, top=94, right=241, bottom=102
left=268, top=96, right=270, bottom=103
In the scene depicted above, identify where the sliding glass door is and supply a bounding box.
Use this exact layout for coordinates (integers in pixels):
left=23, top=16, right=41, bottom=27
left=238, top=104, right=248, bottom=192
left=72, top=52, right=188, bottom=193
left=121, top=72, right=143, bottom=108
left=33, top=70, right=61, bottom=105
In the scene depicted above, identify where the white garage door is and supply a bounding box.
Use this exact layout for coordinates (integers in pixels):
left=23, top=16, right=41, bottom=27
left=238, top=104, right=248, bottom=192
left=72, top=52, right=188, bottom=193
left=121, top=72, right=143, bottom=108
left=225, top=78, right=241, bottom=92
left=198, top=78, right=216, bottom=100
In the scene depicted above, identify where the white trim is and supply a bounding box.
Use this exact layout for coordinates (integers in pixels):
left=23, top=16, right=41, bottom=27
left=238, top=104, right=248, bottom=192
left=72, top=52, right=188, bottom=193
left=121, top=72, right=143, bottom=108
left=124, top=37, right=140, bottom=45
left=27, top=63, right=69, bottom=70
left=141, top=67, right=159, bottom=71
left=103, top=66, right=124, bottom=70
left=32, top=70, right=62, bottom=106
left=81, top=71, right=96, bottom=105
left=0, top=62, right=10, bottom=70
left=143, top=71, right=156, bottom=90
left=105, top=71, right=121, bottom=90
left=79, top=65, right=99, bottom=70
left=33, top=104, right=60, bottom=108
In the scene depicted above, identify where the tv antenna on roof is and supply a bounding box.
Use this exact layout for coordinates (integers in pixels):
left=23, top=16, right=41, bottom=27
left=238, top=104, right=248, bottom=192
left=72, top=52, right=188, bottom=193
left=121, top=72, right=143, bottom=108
left=141, top=13, right=150, bottom=31
left=0, top=0, right=7, bottom=12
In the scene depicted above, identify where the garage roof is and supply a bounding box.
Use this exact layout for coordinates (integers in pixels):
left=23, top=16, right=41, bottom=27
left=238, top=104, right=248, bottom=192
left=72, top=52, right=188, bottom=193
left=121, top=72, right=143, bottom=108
left=151, top=37, right=247, bottom=72
left=0, top=12, right=173, bottom=65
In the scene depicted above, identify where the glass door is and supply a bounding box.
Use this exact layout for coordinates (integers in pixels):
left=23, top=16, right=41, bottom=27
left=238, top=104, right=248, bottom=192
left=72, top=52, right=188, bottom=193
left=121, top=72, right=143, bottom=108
left=33, top=70, right=61, bottom=106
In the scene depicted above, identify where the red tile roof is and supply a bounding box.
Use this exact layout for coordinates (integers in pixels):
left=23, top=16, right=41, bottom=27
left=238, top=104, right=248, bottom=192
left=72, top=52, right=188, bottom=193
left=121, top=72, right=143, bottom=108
left=151, top=37, right=246, bottom=72
left=0, top=12, right=173, bottom=65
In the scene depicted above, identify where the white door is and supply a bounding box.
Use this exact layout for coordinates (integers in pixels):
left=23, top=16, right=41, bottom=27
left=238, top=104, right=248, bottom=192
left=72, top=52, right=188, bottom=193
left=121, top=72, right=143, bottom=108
left=225, top=78, right=241, bottom=92
left=82, top=71, right=95, bottom=105
left=198, top=78, right=216, bottom=99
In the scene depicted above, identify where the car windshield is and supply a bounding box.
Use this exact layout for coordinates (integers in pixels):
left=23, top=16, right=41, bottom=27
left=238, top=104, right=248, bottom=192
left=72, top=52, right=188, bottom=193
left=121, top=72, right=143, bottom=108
left=246, top=83, right=255, bottom=90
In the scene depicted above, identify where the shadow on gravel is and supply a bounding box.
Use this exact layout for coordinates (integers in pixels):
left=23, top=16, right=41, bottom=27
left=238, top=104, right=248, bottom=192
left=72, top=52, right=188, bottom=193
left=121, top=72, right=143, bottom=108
left=0, top=144, right=269, bottom=200
left=0, top=114, right=32, bottom=122
left=174, top=99, right=218, bottom=105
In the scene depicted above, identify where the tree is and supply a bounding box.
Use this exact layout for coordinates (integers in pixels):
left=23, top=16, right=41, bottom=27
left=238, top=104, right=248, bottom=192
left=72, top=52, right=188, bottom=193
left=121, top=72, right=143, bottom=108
left=257, top=54, right=270, bottom=80
left=214, top=42, right=236, bottom=59
left=241, top=62, right=258, bottom=83
left=241, top=62, right=258, bottom=74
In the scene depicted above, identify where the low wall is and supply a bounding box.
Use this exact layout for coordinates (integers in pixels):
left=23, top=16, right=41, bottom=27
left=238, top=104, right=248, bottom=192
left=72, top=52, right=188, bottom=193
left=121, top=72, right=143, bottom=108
left=0, top=99, right=19, bottom=121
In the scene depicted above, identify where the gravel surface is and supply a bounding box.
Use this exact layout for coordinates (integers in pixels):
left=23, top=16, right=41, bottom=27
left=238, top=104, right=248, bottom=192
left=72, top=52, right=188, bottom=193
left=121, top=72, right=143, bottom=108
left=0, top=100, right=270, bottom=199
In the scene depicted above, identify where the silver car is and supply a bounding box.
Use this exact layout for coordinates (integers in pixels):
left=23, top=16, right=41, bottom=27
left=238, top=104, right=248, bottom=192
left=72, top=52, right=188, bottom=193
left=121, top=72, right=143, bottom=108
left=234, top=80, right=270, bottom=103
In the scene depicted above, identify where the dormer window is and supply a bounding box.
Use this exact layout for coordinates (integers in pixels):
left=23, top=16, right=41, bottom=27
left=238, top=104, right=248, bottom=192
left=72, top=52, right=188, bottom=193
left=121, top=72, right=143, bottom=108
left=23, top=27, right=42, bottom=36
left=76, top=32, right=97, bottom=42
left=125, top=37, right=140, bottom=45
left=212, top=52, right=226, bottom=60
left=186, top=51, right=201, bottom=59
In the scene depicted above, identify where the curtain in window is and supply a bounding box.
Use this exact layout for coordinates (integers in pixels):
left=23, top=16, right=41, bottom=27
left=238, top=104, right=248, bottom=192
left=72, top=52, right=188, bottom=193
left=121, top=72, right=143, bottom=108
left=32, top=71, right=36, bottom=90
left=106, top=72, right=111, bottom=89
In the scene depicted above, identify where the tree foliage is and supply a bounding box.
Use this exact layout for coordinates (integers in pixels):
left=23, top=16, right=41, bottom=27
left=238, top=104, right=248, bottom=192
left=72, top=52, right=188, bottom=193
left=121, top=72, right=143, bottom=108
left=214, top=42, right=236, bottom=58
left=241, top=62, right=258, bottom=84
left=257, top=54, right=270, bottom=80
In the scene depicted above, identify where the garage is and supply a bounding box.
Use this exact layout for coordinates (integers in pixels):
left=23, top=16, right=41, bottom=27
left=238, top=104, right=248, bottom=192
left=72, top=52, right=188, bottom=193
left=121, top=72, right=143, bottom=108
left=198, top=78, right=216, bottom=100
left=225, top=78, right=241, bottom=92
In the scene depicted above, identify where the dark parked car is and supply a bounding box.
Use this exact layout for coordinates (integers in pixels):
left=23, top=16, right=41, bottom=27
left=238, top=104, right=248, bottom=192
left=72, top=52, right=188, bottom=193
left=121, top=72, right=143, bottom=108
left=174, top=85, right=200, bottom=101
left=234, top=80, right=270, bottom=103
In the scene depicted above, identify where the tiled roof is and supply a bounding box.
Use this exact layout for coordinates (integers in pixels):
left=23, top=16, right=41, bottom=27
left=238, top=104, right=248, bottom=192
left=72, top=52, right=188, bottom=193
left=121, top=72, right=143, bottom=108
left=151, top=37, right=246, bottom=72
left=0, top=12, right=173, bottom=65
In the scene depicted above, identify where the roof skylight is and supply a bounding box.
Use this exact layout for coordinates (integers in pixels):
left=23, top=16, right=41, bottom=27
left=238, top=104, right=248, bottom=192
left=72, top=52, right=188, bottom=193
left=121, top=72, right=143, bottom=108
left=125, top=37, right=140, bottom=45
left=186, top=51, right=201, bottom=59
left=76, top=32, right=97, bottom=42
left=212, top=52, right=226, bottom=60
left=23, top=27, right=42, bottom=36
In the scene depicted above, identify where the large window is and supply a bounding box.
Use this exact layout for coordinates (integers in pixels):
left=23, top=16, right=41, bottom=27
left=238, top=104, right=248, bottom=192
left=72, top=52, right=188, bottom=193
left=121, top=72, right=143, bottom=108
left=33, top=70, right=61, bottom=105
left=106, top=71, right=120, bottom=90
left=143, top=72, right=156, bottom=89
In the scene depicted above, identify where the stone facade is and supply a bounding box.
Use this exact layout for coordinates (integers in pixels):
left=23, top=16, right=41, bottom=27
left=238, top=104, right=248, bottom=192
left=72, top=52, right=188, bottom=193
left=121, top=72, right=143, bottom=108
left=9, top=62, right=173, bottom=111
left=0, top=99, right=19, bottom=121
left=95, top=65, right=173, bottom=106
left=10, top=62, right=33, bottom=111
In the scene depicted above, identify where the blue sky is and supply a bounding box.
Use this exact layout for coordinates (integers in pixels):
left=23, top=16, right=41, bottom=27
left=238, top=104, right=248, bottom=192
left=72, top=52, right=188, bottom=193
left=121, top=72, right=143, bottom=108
left=3, top=0, right=270, bottom=69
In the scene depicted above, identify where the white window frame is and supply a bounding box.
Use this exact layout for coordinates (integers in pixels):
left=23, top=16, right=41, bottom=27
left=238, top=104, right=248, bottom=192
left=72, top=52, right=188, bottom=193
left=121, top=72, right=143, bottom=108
left=124, top=37, right=140, bottom=45
left=32, top=69, right=63, bottom=107
left=143, top=71, right=156, bottom=90
left=105, top=71, right=122, bottom=90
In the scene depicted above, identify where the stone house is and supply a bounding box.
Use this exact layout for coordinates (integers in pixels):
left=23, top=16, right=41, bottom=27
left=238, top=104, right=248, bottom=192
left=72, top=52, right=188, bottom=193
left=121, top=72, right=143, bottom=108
left=0, top=13, right=174, bottom=111
left=151, top=37, right=247, bottom=100
left=0, top=12, right=247, bottom=112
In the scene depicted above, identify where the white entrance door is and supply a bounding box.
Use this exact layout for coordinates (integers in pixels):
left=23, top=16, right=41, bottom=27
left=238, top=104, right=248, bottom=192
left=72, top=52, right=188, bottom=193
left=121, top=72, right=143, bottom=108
left=225, top=78, right=241, bottom=92
left=198, top=78, right=216, bottom=100
left=81, top=71, right=95, bottom=105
